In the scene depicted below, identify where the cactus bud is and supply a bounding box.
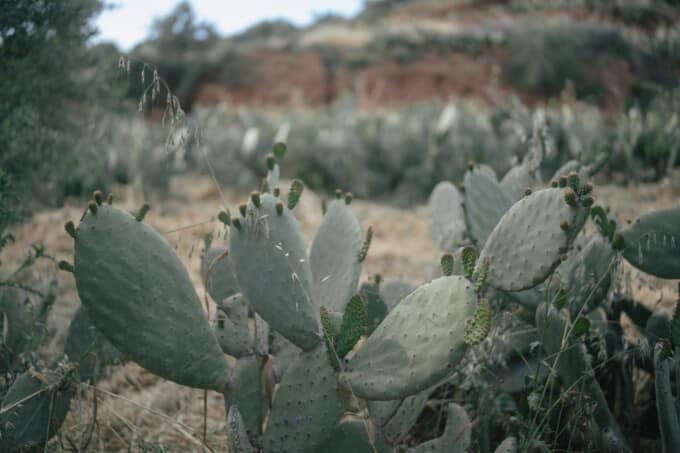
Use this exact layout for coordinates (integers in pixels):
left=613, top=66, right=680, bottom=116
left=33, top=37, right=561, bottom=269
left=580, top=182, right=593, bottom=195
left=374, top=274, right=382, bottom=286
left=462, top=246, right=477, bottom=279
left=551, top=180, right=558, bottom=188
left=335, top=189, right=343, bottom=199
left=612, top=234, right=625, bottom=251
left=276, top=201, right=284, bottom=216
left=440, top=253, right=454, bottom=276
left=358, top=226, right=372, bottom=263
left=572, top=316, right=590, bottom=338
left=273, top=187, right=280, bottom=197
left=558, top=176, right=567, bottom=188
left=88, top=201, right=97, bottom=215
left=218, top=210, right=231, bottom=226
left=564, top=188, right=577, bottom=207
left=64, top=221, right=76, bottom=239
left=560, top=220, right=569, bottom=231
left=266, top=153, right=275, bottom=171
left=93, top=190, right=103, bottom=205
left=58, top=260, right=74, bottom=273
left=344, top=192, right=353, bottom=205
left=239, top=204, right=247, bottom=217
left=288, top=180, right=304, bottom=210
left=581, top=196, right=594, bottom=207
left=467, top=162, right=475, bottom=171
left=250, top=191, right=261, bottom=208
left=107, top=193, right=113, bottom=204
left=136, top=203, right=150, bottom=222
left=559, top=253, right=568, bottom=262
left=272, top=142, right=287, bottom=160
left=320, top=306, right=339, bottom=371
left=567, top=172, right=580, bottom=191
left=524, top=188, right=532, bottom=196
left=232, top=218, right=242, bottom=231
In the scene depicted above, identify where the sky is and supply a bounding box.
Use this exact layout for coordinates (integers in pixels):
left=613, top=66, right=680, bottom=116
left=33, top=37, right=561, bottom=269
left=95, top=0, right=365, bottom=51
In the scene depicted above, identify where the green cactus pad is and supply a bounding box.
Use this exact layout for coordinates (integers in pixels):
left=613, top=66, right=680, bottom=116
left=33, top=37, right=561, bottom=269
left=0, top=367, right=73, bottom=450
left=550, top=235, right=617, bottom=317
left=227, top=404, right=256, bottom=453
left=262, top=344, right=345, bottom=453
left=408, top=403, right=471, bottom=453
left=310, top=199, right=363, bottom=313
left=370, top=389, right=431, bottom=443
left=464, top=168, right=513, bottom=246
left=620, top=205, right=680, bottom=278
left=379, top=280, right=415, bottom=312
left=335, top=294, right=366, bottom=358
left=318, top=418, right=390, bottom=453
left=73, top=204, right=230, bottom=391
left=477, top=188, right=589, bottom=292
left=213, top=296, right=254, bottom=358
left=464, top=298, right=490, bottom=345
left=339, top=276, right=477, bottom=400
left=360, top=281, right=388, bottom=335
left=427, top=181, right=467, bottom=251
left=500, top=164, right=540, bottom=202
left=200, top=246, right=240, bottom=303
left=65, top=306, right=123, bottom=383
left=269, top=330, right=301, bottom=383
left=229, top=193, right=319, bottom=350
left=229, top=356, right=265, bottom=437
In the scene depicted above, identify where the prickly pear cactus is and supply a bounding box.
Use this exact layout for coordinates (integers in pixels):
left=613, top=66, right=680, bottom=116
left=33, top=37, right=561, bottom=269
left=72, top=201, right=230, bottom=391
left=0, top=365, right=74, bottom=450
left=318, top=418, right=390, bottom=453
left=427, top=181, right=467, bottom=251
left=340, top=276, right=477, bottom=400
left=369, top=388, right=432, bottom=443
left=228, top=355, right=266, bottom=439
left=477, top=187, right=589, bottom=292
left=229, top=193, right=320, bottom=350
left=464, top=167, right=513, bottom=246
left=261, top=344, right=345, bottom=453
left=212, top=294, right=254, bottom=358
left=618, top=205, right=680, bottom=278
left=310, top=199, right=363, bottom=312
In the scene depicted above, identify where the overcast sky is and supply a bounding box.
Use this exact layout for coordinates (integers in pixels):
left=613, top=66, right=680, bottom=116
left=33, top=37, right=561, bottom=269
left=94, top=0, right=364, bottom=51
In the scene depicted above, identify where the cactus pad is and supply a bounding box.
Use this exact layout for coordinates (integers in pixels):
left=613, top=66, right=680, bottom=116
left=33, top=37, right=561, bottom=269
left=427, top=181, right=467, bottom=251
left=464, top=168, right=513, bottom=246
left=408, top=403, right=471, bottom=453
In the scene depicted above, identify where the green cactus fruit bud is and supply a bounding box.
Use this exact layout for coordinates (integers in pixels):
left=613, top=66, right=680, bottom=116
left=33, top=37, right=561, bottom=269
left=524, top=188, right=532, bottom=196
left=232, top=218, right=242, bottom=231
left=272, top=142, right=286, bottom=160
left=335, top=189, right=343, bottom=199
left=64, top=220, right=76, bottom=239
left=551, top=180, right=558, bottom=188
left=560, top=220, right=569, bottom=231
left=107, top=193, right=113, bottom=204
left=88, top=201, right=97, bottom=215
left=344, top=192, right=353, bottom=205
left=567, top=171, right=580, bottom=191
left=275, top=201, right=283, bottom=216
left=580, top=181, right=593, bottom=195
left=58, top=260, right=74, bottom=273
left=336, top=294, right=366, bottom=359
left=266, top=153, right=275, bottom=170
left=582, top=196, right=594, bottom=207
left=564, top=188, right=577, bottom=206
left=93, top=190, right=103, bottom=205
left=358, top=226, right=373, bottom=263
left=474, top=256, right=489, bottom=293
left=572, top=316, right=590, bottom=338
left=462, top=246, right=477, bottom=279
left=468, top=161, right=475, bottom=171
left=218, top=210, right=231, bottom=226
left=464, top=298, right=490, bottom=345
left=560, top=253, right=568, bottom=262
left=273, top=187, right=280, bottom=197
left=558, top=176, right=567, bottom=188
left=440, top=253, right=454, bottom=276
left=135, top=203, right=150, bottom=222
left=288, top=179, right=304, bottom=210
left=375, top=274, right=382, bottom=285
left=239, top=204, right=247, bottom=217
left=611, top=233, right=624, bottom=250
left=250, top=191, right=261, bottom=208
left=320, top=306, right=340, bottom=370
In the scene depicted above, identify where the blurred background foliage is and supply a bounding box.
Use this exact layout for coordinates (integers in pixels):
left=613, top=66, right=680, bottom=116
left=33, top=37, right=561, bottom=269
left=1, top=0, right=679, bottom=215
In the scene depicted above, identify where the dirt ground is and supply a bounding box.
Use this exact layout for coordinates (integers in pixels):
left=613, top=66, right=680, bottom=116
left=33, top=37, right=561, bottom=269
left=3, top=173, right=679, bottom=451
